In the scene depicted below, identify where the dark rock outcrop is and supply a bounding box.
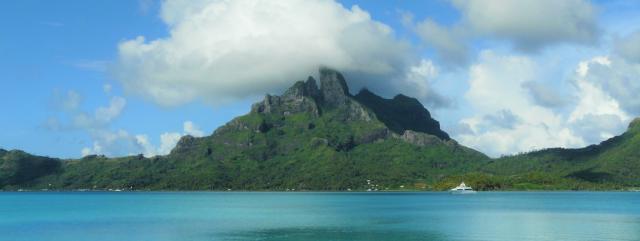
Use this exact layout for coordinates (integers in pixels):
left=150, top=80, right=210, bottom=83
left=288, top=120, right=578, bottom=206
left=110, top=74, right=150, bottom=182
left=355, top=128, right=390, bottom=145
left=252, top=67, right=374, bottom=122
left=400, top=130, right=442, bottom=147
left=250, top=67, right=449, bottom=145
left=252, top=77, right=321, bottom=117
left=319, top=67, right=350, bottom=108
left=354, top=88, right=450, bottom=140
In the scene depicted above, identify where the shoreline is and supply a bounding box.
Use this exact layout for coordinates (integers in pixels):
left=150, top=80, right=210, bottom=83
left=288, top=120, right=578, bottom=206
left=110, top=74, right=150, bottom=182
left=3, top=189, right=639, bottom=193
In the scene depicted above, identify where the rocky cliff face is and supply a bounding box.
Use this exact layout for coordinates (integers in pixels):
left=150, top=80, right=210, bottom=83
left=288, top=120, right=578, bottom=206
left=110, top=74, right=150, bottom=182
left=251, top=67, right=375, bottom=122
left=354, top=89, right=450, bottom=140
left=246, top=67, right=451, bottom=147
left=251, top=77, right=321, bottom=117
left=319, top=67, right=350, bottom=107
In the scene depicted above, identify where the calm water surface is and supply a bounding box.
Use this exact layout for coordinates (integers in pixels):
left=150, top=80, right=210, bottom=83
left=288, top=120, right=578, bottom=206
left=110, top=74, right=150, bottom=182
left=1, top=192, right=639, bottom=241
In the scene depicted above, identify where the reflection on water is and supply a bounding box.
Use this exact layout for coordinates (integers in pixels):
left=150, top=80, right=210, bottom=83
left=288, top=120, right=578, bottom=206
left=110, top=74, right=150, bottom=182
left=1, top=192, right=639, bottom=241
left=221, top=227, right=446, bottom=241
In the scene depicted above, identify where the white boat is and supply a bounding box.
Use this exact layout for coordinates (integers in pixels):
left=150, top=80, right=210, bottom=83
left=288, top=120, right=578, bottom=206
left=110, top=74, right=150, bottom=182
left=449, top=182, right=476, bottom=194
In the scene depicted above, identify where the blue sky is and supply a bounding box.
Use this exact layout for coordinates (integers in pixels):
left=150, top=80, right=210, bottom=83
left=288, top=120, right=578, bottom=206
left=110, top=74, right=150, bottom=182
left=1, top=0, right=640, bottom=158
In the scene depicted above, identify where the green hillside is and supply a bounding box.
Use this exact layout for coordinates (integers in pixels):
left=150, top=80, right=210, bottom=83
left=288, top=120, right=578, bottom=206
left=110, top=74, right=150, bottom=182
left=0, top=149, right=61, bottom=189
left=477, top=118, right=640, bottom=190
left=0, top=68, right=488, bottom=191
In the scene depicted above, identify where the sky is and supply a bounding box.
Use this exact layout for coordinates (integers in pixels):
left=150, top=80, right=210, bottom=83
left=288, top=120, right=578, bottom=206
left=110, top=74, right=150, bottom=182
left=1, top=0, right=639, bottom=158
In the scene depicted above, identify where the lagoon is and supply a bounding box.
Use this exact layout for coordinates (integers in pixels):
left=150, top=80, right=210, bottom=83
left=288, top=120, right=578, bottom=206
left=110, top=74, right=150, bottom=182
left=1, top=192, right=639, bottom=241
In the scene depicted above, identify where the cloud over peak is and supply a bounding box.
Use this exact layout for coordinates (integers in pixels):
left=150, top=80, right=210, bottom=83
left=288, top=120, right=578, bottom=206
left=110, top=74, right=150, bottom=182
left=116, top=0, right=445, bottom=108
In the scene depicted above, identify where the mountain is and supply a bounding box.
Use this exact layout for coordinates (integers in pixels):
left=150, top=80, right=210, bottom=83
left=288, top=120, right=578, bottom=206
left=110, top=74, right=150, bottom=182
left=0, top=68, right=488, bottom=191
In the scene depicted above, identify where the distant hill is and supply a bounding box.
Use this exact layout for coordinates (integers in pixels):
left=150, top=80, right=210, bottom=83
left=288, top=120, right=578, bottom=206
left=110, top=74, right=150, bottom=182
left=0, top=149, right=61, bottom=189
left=479, top=118, right=640, bottom=189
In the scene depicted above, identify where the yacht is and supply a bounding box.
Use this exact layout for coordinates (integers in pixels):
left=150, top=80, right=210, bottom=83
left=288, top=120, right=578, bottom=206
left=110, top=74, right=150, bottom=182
left=450, top=182, right=476, bottom=194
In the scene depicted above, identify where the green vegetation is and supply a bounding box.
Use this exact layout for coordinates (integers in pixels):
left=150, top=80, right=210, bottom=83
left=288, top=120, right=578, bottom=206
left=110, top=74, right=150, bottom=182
left=0, top=149, right=61, bottom=189
left=479, top=118, right=640, bottom=189
left=2, top=69, right=639, bottom=191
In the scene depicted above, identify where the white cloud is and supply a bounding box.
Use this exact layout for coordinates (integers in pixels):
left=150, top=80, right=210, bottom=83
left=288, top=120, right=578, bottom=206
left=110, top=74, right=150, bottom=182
left=397, top=59, right=450, bottom=108
left=80, top=129, right=145, bottom=157
left=183, top=121, right=205, bottom=137
left=115, top=0, right=444, bottom=108
left=53, top=90, right=82, bottom=112
left=566, top=56, right=633, bottom=144
left=572, top=114, right=626, bottom=144
left=483, top=109, right=520, bottom=130
left=456, top=51, right=585, bottom=157
left=47, top=89, right=208, bottom=157
left=464, top=51, right=537, bottom=112
left=404, top=0, right=600, bottom=70
left=452, top=0, right=600, bottom=51
left=81, top=147, right=92, bottom=157
left=95, top=96, right=126, bottom=123
left=521, top=81, right=568, bottom=108
left=138, top=0, right=155, bottom=15
left=574, top=56, right=640, bottom=115
left=79, top=120, right=204, bottom=157
left=414, top=19, right=469, bottom=67
left=103, top=84, right=112, bottom=94
left=569, top=56, right=628, bottom=122
left=614, top=30, right=640, bottom=63
left=50, top=95, right=137, bottom=157
left=585, top=57, right=640, bottom=115
left=72, top=60, right=109, bottom=72
left=48, top=93, right=125, bottom=131
left=455, top=51, right=639, bottom=157
left=134, top=134, right=157, bottom=157
left=134, top=121, right=203, bottom=157
left=158, top=132, right=183, bottom=155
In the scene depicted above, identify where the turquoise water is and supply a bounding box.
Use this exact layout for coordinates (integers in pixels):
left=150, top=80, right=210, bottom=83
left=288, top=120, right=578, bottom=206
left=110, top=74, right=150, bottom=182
left=1, top=192, right=639, bottom=241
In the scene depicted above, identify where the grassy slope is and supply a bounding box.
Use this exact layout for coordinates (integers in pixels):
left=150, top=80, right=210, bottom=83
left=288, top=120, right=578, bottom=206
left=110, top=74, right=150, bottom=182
left=0, top=105, right=488, bottom=191
left=478, top=119, right=640, bottom=190
left=0, top=150, right=61, bottom=189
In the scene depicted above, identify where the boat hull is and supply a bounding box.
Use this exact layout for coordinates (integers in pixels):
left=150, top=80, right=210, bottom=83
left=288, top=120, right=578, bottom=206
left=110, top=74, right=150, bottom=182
left=449, top=190, right=477, bottom=194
